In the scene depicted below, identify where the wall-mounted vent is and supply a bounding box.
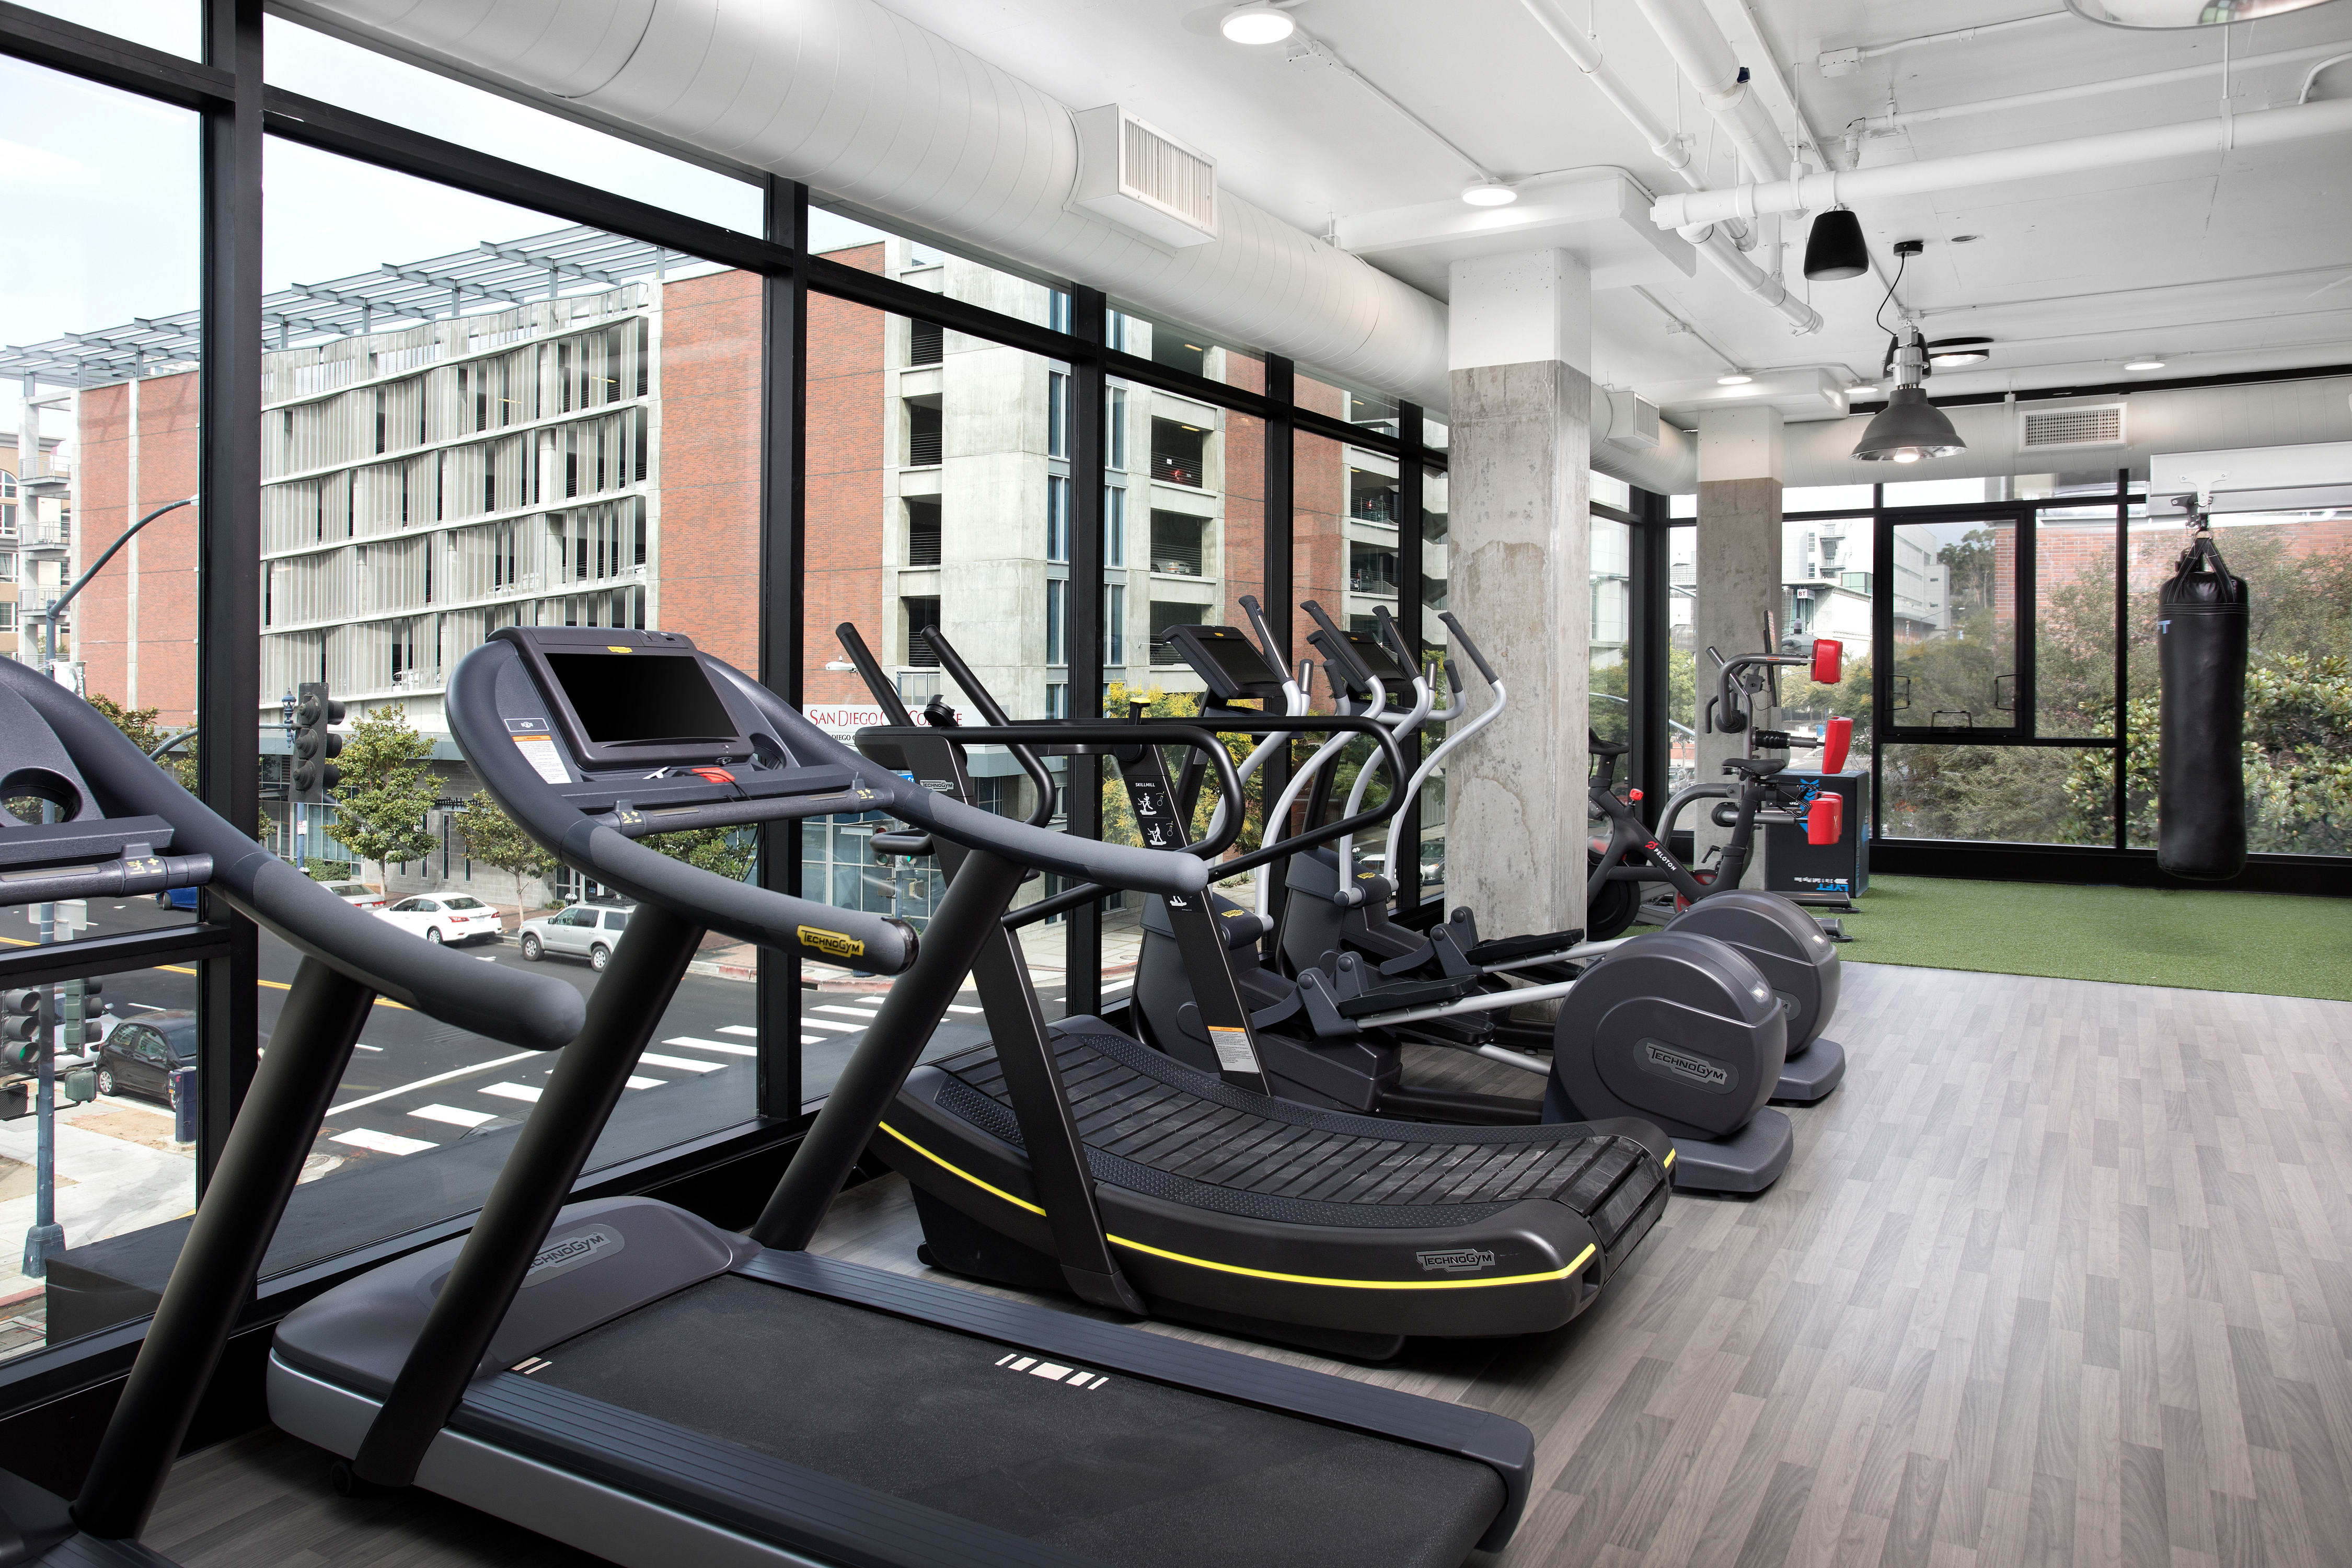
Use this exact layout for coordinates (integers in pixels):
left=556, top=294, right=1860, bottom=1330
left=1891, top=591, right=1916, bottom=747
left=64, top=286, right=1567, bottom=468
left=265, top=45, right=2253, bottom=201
left=2021, top=405, right=2124, bottom=448
left=1601, top=387, right=1661, bottom=453
left=1071, top=106, right=1219, bottom=249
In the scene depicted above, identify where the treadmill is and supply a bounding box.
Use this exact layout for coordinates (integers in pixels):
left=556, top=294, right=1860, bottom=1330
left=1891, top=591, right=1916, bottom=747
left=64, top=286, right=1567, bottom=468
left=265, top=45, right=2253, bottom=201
left=0, top=656, right=584, bottom=1565
left=270, top=626, right=1541, bottom=1568
left=825, top=625, right=1674, bottom=1359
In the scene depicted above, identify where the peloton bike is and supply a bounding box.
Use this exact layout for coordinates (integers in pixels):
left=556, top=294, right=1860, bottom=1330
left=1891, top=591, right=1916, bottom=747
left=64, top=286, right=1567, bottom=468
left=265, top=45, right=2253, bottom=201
left=270, top=625, right=1605, bottom=1568
left=0, top=655, right=585, bottom=1566
left=1585, top=633, right=1854, bottom=1102
left=1086, top=608, right=1800, bottom=1194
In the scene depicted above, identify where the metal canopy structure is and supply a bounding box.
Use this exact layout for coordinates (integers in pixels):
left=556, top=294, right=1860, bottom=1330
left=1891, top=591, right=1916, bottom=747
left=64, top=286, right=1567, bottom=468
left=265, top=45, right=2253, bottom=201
left=0, top=225, right=708, bottom=393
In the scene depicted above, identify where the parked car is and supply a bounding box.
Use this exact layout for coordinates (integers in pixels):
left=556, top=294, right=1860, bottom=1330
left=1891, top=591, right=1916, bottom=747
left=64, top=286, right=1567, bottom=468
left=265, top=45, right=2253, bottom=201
left=94, top=1010, right=197, bottom=1104
left=516, top=901, right=635, bottom=971
left=318, top=880, right=387, bottom=910
left=374, top=892, right=505, bottom=946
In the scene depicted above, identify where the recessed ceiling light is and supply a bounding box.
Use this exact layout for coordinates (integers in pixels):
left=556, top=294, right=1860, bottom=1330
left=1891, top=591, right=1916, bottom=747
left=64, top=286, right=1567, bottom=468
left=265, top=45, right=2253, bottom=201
left=1927, top=336, right=1993, bottom=368
left=1219, top=3, right=1296, bottom=44
left=1460, top=179, right=1518, bottom=207
left=2124, top=355, right=2166, bottom=371
left=1716, top=372, right=1754, bottom=386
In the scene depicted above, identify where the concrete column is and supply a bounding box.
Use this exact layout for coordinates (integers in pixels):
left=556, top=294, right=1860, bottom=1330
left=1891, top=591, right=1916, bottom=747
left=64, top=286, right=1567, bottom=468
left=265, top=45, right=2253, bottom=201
left=1445, top=249, right=1592, bottom=941
left=1692, top=406, right=1783, bottom=880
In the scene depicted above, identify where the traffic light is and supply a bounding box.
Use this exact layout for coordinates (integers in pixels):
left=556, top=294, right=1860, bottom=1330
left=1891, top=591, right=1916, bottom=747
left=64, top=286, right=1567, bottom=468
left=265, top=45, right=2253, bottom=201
left=2, top=988, right=48, bottom=1073
left=60, top=976, right=103, bottom=1052
left=292, top=680, right=345, bottom=803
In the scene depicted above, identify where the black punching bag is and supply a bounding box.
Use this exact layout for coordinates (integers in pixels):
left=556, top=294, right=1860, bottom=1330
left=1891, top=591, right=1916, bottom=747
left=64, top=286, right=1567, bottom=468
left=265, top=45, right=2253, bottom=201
left=2157, top=529, right=2249, bottom=880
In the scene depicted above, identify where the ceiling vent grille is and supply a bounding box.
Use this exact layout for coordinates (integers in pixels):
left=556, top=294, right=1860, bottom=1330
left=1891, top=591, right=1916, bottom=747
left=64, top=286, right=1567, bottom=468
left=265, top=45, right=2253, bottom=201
left=2021, top=405, right=2125, bottom=448
left=1071, top=106, right=1220, bottom=249
left=1601, top=387, right=1661, bottom=452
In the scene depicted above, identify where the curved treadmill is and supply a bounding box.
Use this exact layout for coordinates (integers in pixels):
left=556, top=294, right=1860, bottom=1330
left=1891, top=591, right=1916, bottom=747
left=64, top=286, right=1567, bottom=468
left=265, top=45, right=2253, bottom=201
left=830, top=628, right=1673, bottom=1356
left=0, top=657, right=585, bottom=1566
left=271, top=627, right=1539, bottom=1568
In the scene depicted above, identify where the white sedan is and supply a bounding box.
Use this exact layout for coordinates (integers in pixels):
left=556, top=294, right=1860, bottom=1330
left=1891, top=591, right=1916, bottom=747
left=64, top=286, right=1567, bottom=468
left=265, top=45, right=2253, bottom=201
left=374, top=893, right=505, bottom=946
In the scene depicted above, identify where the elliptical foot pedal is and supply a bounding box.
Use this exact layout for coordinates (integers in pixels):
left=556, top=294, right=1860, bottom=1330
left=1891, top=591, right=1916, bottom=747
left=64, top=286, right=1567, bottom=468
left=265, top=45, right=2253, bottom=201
left=1667, top=1109, right=1794, bottom=1195
left=1770, top=1037, right=1846, bottom=1104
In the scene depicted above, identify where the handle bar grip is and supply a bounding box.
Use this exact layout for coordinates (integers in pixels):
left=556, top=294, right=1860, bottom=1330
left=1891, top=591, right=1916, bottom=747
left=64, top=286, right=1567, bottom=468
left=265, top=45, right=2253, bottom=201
left=1371, top=603, right=1413, bottom=668
left=1437, top=612, right=1497, bottom=684
left=834, top=623, right=915, bottom=727
left=915, top=626, right=1059, bottom=827
left=1237, top=594, right=1288, bottom=666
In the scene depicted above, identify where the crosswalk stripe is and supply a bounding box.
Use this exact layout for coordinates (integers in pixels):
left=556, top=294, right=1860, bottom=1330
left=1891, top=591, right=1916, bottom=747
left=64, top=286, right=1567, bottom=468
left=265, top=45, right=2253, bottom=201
left=638, top=1052, right=723, bottom=1073
left=666, top=1035, right=757, bottom=1057
left=412, top=1104, right=499, bottom=1129
left=717, top=1025, right=759, bottom=1037
left=625, top=1076, right=664, bottom=1090
left=481, top=1082, right=542, bottom=1103
left=332, top=1127, right=437, bottom=1157
left=801, top=1034, right=825, bottom=1045
left=814, top=1004, right=881, bottom=1018
left=801, top=1019, right=863, bottom=1034
left=946, top=1005, right=982, bottom=1014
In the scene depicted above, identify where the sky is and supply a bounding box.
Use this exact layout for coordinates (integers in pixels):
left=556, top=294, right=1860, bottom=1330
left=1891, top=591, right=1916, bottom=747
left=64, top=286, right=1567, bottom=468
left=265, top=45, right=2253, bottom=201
left=0, top=6, right=904, bottom=455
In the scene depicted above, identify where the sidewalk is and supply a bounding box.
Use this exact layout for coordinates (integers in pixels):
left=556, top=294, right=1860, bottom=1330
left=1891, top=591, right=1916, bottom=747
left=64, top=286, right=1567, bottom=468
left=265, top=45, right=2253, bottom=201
left=0, top=1097, right=193, bottom=1302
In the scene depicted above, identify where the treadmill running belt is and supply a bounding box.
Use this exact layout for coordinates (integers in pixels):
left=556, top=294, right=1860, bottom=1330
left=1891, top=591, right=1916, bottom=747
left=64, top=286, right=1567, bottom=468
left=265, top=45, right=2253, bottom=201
left=529, top=1274, right=1503, bottom=1568
left=932, top=1025, right=1662, bottom=1249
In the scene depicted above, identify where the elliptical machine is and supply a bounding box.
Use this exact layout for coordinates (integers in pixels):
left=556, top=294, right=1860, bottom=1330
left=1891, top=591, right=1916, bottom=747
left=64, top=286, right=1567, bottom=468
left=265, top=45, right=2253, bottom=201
left=1119, top=610, right=1798, bottom=1193
left=1585, top=636, right=1853, bottom=1102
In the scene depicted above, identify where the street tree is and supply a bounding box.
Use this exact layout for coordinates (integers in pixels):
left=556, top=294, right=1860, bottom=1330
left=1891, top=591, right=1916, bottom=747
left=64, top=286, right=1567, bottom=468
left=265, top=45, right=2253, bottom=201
left=332, top=705, right=441, bottom=886
left=455, top=791, right=558, bottom=919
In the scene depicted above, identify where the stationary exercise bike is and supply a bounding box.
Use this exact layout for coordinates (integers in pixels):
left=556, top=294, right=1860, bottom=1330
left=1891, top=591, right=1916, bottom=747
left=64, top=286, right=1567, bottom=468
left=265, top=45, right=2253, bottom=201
left=1584, top=635, right=1853, bottom=1102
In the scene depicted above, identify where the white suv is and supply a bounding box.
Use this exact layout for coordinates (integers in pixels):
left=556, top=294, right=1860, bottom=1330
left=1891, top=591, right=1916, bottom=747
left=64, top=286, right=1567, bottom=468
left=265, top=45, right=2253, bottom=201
left=517, top=902, right=635, bottom=971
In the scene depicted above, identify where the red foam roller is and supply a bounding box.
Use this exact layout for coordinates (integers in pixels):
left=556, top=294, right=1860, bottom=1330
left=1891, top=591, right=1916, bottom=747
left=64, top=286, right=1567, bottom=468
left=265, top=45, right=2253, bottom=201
left=1807, top=791, right=1844, bottom=846
left=1811, top=638, right=1843, bottom=685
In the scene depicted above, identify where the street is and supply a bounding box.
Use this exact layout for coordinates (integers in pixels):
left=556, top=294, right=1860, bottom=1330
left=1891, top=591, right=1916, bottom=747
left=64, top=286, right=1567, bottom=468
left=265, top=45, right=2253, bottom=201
left=2, top=896, right=1129, bottom=1334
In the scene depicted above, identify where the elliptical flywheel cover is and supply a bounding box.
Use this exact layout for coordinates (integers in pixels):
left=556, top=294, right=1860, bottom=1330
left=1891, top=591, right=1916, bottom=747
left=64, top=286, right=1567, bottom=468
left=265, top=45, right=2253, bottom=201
left=1665, top=890, right=1841, bottom=1052
left=1549, top=930, right=1786, bottom=1142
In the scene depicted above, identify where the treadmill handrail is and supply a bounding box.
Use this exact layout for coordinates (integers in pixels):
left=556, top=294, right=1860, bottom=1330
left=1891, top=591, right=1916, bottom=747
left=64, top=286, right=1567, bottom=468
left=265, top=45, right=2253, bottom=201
left=3, top=660, right=584, bottom=1051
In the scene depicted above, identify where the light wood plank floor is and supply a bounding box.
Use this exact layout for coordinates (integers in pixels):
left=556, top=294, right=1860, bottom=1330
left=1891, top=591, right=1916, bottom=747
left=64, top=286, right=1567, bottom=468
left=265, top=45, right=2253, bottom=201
left=140, top=962, right=2352, bottom=1568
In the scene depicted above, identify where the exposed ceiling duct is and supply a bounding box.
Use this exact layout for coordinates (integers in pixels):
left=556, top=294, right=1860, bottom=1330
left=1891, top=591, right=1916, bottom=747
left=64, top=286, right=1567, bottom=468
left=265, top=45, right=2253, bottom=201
left=283, top=0, right=1455, bottom=409
left=1653, top=94, right=2352, bottom=229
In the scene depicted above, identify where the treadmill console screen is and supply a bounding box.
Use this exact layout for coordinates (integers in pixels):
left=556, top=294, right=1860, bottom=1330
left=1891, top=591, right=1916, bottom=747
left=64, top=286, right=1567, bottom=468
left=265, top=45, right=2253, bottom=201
left=504, top=629, right=754, bottom=769
left=548, top=653, right=735, bottom=745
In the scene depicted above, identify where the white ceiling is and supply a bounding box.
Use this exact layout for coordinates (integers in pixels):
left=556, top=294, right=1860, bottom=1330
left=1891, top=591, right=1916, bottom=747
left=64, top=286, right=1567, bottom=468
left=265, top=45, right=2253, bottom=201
left=879, top=0, right=2352, bottom=413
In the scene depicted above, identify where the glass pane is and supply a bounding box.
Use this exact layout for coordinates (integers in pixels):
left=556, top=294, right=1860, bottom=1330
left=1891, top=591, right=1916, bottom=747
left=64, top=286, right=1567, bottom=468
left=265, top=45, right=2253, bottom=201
left=2035, top=511, right=2120, bottom=738
left=801, top=290, right=1079, bottom=1109
left=1589, top=517, right=1632, bottom=747
left=1667, top=526, right=1697, bottom=792
left=1882, top=477, right=2002, bottom=507
left=2123, top=506, right=2352, bottom=854
left=1106, top=302, right=1266, bottom=397
left=2, top=59, right=203, bottom=928
left=1880, top=744, right=2114, bottom=845
left=253, top=139, right=758, bottom=1267
left=1590, top=470, right=1632, bottom=514
left=264, top=18, right=761, bottom=235
left=6, top=964, right=198, bottom=1354
left=1423, top=416, right=1450, bottom=452
left=2015, top=470, right=2126, bottom=502
left=1888, top=518, right=2019, bottom=732
left=1296, top=371, right=1401, bottom=438
left=1778, top=517, right=1874, bottom=787
left=1416, top=465, right=1449, bottom=904
left=12, top=1, right=195, bottom=57
left=815, top=204, right=1067, bottom=332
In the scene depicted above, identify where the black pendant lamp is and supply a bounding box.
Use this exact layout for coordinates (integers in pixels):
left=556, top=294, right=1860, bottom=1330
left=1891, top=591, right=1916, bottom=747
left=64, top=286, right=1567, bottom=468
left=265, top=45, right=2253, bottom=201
left=1804, top=208, right=1870, bottom=281
left=1853, top=332, right=1966, bottom=463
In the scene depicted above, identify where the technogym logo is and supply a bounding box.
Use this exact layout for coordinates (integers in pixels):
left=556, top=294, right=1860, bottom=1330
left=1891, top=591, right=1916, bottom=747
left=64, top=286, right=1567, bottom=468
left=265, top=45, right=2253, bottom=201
left=1415, top=1248, right=1497, bottom=1274
left=520, top=1226, right=622, bottom=1288
left=1638, top=1039, right=1734, bottom=1093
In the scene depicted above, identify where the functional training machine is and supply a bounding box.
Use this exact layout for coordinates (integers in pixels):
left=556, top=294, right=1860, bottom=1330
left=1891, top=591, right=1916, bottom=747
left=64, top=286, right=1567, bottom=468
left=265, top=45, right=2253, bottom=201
left=1130, top=604, right=1805, bottom=1189
left=0, top=656, right=585, bottom=1566
left=1582, top=637, right=1853, bottom=1103
left=823, top=620, right=1674, bottom=1357
left=271, top=626, right=1562, bottom=1568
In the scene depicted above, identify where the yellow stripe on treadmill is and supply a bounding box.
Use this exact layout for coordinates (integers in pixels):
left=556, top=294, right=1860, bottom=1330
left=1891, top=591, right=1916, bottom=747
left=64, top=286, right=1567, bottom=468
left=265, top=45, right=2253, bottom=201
left=1662, top=1147, right=1676, bottom=1170
left=880, top=1122, right=1599, bottom=1293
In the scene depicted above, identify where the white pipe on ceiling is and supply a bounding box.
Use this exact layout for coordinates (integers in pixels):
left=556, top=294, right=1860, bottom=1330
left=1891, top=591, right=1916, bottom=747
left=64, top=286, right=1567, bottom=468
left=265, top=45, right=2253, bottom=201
left=1821, top=11, right=2071, bottom=71
left=283, top=0, right=1454, bottom=409
left=1514, top=0, right=1820, bottom=335
left=1651, top=94, right=2352, bottom=228
left=1631, top=0, right=1792, bottom=182
left=1851, top=39, right=2352, bottom=134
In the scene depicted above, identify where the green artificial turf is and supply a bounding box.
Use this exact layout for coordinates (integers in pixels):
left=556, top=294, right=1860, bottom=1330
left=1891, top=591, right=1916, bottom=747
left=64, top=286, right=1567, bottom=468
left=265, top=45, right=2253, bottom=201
left=1830, top=874, right=2352, bottom=1001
